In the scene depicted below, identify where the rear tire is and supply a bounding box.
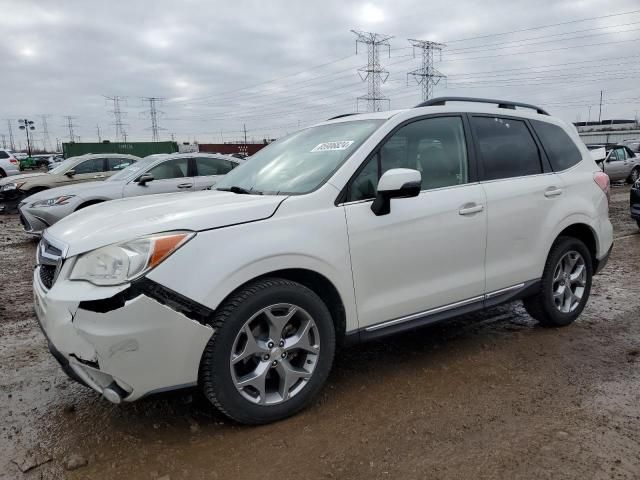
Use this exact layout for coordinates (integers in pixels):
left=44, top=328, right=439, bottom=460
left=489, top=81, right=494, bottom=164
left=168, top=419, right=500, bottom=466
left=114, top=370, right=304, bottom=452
left=199, top=277, right=336, bottom=424
left=0, top=169, right=6, bottom=178
left=523, top=236, right=593, bottom=327
left=627, top=167, right=640, bottom=184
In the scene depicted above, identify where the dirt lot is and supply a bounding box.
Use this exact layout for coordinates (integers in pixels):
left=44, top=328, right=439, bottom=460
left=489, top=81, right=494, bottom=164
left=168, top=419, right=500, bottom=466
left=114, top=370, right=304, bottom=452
left=1, top=185, right=639, bottom=480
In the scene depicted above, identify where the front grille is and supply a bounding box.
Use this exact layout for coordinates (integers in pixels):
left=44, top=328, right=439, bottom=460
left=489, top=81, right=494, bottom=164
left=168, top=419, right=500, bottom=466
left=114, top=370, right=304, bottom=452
left=39, top=265, right=56, bottom=289
left=37, top=236, right=66, bottom=290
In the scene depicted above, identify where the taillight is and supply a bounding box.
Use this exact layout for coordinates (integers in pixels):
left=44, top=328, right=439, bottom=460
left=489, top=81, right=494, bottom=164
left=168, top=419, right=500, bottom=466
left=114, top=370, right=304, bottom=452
left=593, top=171, right=610, bottom=202
left=9, top=158, right=18, bottom=164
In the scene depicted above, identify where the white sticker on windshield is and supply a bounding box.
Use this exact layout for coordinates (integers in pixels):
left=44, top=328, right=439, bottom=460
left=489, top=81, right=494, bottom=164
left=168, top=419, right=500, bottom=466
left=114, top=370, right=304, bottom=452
left=311, top=141, right=354, bottom=152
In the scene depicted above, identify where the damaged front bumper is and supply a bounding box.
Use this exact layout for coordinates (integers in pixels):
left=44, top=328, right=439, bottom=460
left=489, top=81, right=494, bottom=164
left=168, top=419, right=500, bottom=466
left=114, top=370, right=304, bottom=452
left=33, top=268, right=214, bottom=403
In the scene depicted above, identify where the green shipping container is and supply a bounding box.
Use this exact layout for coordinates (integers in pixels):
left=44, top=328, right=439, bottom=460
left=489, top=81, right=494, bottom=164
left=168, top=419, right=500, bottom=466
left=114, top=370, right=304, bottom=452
left=62, top=141, right=178, bottom=159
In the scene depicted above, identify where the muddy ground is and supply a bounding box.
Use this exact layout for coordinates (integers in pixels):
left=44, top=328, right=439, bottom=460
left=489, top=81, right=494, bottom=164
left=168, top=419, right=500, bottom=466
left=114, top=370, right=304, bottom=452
left=1, top=185, right=639, bottom=480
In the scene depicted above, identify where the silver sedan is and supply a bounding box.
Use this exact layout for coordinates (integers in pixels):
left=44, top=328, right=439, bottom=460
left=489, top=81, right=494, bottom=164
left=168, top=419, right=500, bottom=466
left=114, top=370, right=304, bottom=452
left=19, top=152, right=242, bottom=235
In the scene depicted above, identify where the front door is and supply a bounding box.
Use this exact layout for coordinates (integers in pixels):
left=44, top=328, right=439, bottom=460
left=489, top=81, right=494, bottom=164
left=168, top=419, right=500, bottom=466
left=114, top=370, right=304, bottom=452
left=123, top=157, right=194, bottom=197
left=344, top=116, right=487, bottom=329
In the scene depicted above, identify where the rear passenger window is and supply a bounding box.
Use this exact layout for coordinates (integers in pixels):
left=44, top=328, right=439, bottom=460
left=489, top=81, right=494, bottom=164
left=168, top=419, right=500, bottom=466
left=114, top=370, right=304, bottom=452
left=531, top=120, right=582, bottom=171
left=471, top=117, right=541, bottom=181
left=196, top=157, right=236, bottom=176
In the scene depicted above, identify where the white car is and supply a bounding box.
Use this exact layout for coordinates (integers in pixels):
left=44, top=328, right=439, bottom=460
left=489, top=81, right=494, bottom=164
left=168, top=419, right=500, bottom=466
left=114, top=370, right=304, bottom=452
left=0, top=148, right=20, bottom=177
left=34, top=97, right=613, bottom=424
left=19, top=153, right=241, bottom=235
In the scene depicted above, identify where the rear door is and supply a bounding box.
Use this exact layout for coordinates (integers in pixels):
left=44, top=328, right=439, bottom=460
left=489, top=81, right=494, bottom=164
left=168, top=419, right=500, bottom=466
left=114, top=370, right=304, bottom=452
left=122, top=156, right=194, bottom=197
left=193, top=156, right=238, bottom=190
left=471, top=115, right=564, bottom=293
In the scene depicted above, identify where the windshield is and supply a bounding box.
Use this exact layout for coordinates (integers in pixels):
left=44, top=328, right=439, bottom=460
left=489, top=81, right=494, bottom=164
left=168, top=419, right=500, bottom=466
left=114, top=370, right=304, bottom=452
left=49, top=156, right=82, bottom=174
left=216, top=119, right=383, bottom=195
left=108, top=157, right=155, bottom=181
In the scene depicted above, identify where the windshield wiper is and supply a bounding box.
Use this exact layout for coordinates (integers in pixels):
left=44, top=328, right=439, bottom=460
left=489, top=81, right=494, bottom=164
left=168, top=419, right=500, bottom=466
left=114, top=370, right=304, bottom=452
left=217, top=186, right=262, bottom=195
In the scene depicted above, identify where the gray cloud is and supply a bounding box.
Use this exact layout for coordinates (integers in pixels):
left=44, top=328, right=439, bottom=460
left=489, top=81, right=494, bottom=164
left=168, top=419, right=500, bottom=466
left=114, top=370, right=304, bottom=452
left=1, top=0, right=639, bottom=148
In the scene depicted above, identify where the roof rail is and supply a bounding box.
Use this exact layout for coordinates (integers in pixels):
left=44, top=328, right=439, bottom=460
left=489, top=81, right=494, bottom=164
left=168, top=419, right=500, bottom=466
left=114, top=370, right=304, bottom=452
left=327, top=113, right=359, bottom=121
left=415, top=97, right=549, bottom=116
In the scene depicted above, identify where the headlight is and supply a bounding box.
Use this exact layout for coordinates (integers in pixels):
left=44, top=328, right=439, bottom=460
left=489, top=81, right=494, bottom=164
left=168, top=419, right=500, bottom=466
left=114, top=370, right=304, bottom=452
left=30, top=195, right=75, bottom=208
left=69, top=231, right=194, bottom=286
left=2, top=182, right=24, bottom=191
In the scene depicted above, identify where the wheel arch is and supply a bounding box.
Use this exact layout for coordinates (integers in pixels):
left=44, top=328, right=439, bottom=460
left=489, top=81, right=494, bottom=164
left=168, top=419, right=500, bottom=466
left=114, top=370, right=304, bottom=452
left=553, top=222, right=598, bottom=269
left=217, top=268, right=347, bottom=346
left=75, top=199, right=105, bottom=211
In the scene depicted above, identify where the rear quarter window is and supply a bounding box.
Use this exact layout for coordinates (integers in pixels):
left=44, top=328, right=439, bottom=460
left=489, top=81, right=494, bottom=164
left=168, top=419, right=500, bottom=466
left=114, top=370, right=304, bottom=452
left=531, top=120, right=582, bottom=171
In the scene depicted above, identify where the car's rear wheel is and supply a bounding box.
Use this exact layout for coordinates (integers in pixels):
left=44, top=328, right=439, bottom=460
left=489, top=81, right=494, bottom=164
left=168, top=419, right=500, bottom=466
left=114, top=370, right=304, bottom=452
left=627, top=167, right=640, bottom=184
left=199, top=277, right=335, bottom=424
left=0, top=169, right=6, bottom=178
left=523, top=236, right=593, bottom=327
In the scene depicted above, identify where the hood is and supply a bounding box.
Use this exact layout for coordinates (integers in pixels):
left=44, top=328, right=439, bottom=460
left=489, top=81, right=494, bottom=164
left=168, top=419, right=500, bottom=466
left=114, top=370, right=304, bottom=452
left=25, top=180, right=119, bottom=203
left=0, top=172, right=48, bottom=186
left=46, top=190, right=287, bottom=256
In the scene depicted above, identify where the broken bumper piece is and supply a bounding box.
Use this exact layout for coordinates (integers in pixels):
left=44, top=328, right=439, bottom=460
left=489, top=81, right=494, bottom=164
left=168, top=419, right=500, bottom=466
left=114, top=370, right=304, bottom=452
left=34, top=268, right=213, bottom=402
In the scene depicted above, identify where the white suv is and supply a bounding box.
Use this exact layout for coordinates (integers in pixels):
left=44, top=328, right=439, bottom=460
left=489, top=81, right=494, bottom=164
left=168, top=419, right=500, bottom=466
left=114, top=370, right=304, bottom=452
left=34, top=97, right=613, bottom=424
left=0, top=148, right=20, bottom=177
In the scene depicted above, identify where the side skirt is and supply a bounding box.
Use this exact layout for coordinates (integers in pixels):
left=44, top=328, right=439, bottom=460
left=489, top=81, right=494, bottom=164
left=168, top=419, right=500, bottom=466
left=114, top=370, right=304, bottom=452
left=345, top=279, right=540, bottom=344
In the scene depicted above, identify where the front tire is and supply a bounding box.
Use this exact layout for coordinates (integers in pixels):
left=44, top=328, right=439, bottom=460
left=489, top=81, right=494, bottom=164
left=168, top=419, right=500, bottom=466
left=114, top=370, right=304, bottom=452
left=523, top=236, right=593, bottom=327
left=199, top=278, right=336, bottom=424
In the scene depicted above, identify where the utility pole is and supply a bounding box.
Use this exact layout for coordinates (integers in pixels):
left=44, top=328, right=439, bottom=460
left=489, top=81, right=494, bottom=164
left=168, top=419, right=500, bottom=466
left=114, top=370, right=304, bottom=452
left=1, top=134, right=6, bottom=149
left=40, top=114, right=52, bottom=152
left=96, top=124, right=102, bottom=142
left=587, top=105, right=592, bottom=124
left=105, top=95, right=128, bottom=142
left=56, top=137, right=61, bottom=152
left=598, top=90, right=603, bottom=123
left=243, top=123, right=247, bottom=144
left=18, top=119, right=36, bottom=156
left=170, top=132, right=175, bottom=142
left=7, top=120, right=15, bottom=150
left=407, top=39, right=446, bottom=102
left=63, top=116, right=77, bottom=142
left=351, top=30, right=393, bottom=112
left=141, top=97, right=164, bottom=142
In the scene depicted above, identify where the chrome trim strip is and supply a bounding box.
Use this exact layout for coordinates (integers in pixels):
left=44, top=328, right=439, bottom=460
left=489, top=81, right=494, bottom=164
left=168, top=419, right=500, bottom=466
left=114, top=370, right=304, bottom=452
left=364, top=282, right=528, bottom=333
left=485, top=283, right=525, bottom=299
left=365, top=295, right=485, bottom=332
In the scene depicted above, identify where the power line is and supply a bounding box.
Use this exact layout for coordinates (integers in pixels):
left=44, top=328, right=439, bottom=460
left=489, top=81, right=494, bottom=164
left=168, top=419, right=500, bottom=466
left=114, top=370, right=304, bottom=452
left=6, top=120, right=15, bottom=150
left=40, top=114, right=52, bottom=152
left=351, top=30, right=393, bottom=112
left=407, top=39, right=445, bottom=101
left=141, top=97, right=165, bottom=142
left=105, top=95, right=128, bottom=142
left=63, top=116, right=77, bottom=142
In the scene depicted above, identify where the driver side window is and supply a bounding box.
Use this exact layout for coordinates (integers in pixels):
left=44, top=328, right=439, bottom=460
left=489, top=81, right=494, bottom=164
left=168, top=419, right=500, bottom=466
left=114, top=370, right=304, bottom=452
left=348, top=116, right=469, bottom=202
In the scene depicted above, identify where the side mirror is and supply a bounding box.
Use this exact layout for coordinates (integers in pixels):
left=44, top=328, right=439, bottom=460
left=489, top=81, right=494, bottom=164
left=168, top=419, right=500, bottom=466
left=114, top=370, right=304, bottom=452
left=65, top=170, right=75, bottom=177
left=137, top=173, right=154, bottom=186
left=371, top=168, right=421, bottom=216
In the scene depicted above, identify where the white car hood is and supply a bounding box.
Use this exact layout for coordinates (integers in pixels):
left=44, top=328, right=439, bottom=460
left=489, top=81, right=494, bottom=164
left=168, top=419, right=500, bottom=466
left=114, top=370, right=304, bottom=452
left=26, top=180, right=123, bottom=203
left=46, top=190, right=287, bottom=256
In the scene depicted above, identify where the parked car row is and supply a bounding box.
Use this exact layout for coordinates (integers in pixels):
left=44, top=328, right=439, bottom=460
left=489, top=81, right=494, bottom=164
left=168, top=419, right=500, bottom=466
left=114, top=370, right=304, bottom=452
left=32, top=97, right=615, bottom=424
left=586, top=143, right=640, bottom=183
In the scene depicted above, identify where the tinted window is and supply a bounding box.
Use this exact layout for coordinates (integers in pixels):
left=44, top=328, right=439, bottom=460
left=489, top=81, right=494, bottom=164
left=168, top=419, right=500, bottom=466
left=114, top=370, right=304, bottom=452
left=0, top=151, right=9, bottom=159
left=148, top=158, right=189, bottom=180
left=349, top=116, right=469, bottom=201
left=472, top=117, right=541, bottom=180
left=196, top=157, right=236, bottom=176
left=108, top=157, right=135, bottom=171
left=531, top=120, right=582, bottom=171
left=73, top=158, right=105, bottom=174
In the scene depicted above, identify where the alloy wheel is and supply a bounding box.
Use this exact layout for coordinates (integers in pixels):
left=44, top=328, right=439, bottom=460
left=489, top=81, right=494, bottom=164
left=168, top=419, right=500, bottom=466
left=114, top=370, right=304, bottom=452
left=230, top=303, right=320, bottom=405
left=552, top=250, right=587, bottom=313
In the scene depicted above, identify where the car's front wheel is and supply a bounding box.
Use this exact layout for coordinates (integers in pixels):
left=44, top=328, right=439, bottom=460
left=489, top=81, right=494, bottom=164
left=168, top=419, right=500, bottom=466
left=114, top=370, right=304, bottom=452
left=523, top=236, right=593, bottom=327
left=199, top=278, right=335, bottom=424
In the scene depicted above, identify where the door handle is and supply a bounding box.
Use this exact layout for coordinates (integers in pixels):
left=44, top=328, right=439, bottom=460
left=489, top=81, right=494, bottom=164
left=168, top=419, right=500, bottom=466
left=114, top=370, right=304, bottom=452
left=544, top=187, right=563, bottom=198
left=177, top=183, right=193, bottom=189
left=458, top=204, right=484, bottom=215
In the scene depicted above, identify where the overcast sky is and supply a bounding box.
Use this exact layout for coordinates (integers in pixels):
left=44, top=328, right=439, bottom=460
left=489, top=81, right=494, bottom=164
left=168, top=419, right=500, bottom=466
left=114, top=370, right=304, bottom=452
left=1, top=0, right=639, bottom=149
